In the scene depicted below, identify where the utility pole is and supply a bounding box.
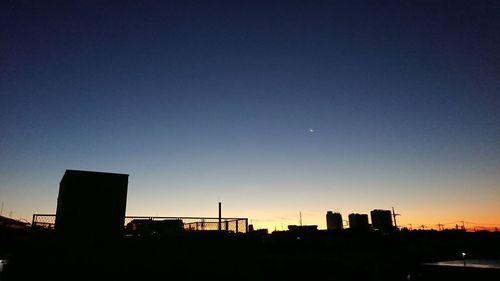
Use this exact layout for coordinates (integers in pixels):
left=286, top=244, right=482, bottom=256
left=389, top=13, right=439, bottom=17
left=436, top=223, right=444, bottom=231
left=392, top=207, right=401, bottom=229
left=299, top=211, right=302, bottom=226
left=218, top=202, right=222, bottom=231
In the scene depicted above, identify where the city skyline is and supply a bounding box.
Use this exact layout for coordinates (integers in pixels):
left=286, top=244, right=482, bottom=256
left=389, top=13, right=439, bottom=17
left=1, top=1, right=499, bottom=231
left=5, top=168, right=499, bottom=232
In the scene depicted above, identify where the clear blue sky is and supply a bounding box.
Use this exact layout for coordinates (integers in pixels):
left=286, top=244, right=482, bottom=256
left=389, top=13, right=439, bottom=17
left=1, top=0, right=499, bottom=229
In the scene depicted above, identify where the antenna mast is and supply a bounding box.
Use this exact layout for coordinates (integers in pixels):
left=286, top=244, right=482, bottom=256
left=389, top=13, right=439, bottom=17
left=218, top=202, right=222, bottom=231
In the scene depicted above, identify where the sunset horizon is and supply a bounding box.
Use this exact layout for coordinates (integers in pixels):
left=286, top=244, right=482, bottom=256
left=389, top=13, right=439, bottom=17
left=2, top=1, right=499, bottom=235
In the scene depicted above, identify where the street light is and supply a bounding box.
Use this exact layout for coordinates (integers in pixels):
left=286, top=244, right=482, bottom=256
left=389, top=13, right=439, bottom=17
left=462, top=252, right=466, bottom=267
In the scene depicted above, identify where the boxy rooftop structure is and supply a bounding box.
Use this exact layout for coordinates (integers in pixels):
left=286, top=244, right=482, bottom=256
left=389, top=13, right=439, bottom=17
left=55, top=169, right=128, bottom=240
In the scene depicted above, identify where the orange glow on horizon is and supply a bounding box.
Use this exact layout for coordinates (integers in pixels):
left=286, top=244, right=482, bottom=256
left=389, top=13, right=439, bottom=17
left=247, top=211, right=500, bottom=232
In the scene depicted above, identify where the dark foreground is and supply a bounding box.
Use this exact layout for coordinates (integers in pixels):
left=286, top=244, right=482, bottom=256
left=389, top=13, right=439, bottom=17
left=1, top=228, right=499, bottom=281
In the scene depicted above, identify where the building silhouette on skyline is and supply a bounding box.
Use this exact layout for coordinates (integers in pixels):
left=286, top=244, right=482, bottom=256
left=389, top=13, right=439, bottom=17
left=326, top=211, right=343, bottom=231
left=348, top=213, right=369, bottom=230
left=287, top=225, right=318, bottom=231
left=370, top=209, right=393, bottom=232
left=55, top=169, right=128, bottom=240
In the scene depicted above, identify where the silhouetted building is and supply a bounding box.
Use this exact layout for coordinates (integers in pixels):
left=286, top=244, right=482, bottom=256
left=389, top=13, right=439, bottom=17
left=254, top=228, right=269, bottom=235
left=348, top=213, right=369, bottom=230
left=55, top=169, right=128, bottom=240
left=370, top=209, right=393, bottom=232
left=126, top=219, right=183, bottom=236
left=288, top=225, right=318, bottom=231
left=326, top=211, right=343, bottom=230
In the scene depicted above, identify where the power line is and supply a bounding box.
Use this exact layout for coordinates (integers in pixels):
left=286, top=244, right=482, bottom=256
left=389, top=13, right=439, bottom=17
left=464, top=221, right=500, bottom=226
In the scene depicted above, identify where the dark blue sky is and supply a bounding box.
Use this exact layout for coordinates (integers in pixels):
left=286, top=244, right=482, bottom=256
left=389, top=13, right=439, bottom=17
left=1, top=1, right=499, bottom=228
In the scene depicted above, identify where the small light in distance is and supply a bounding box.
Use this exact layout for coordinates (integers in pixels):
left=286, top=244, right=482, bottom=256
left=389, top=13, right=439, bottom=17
left=309, top=129, right=315, bottom=133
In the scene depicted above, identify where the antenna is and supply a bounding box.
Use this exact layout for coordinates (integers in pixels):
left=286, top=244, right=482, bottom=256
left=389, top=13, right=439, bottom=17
left=392, top=207, right=401, bottom=229
left=217, top=201, right=222, bottom=231
left=299, top=211, right=302, bottom=226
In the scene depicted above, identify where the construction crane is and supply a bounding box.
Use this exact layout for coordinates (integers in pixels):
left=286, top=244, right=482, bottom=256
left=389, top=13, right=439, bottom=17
left=392, top=207, right=401, bottom=229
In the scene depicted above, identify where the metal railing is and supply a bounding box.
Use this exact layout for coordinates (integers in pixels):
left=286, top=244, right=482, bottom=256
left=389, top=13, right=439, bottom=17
left=32, top=214, right=248, bottom=233
left=125, top=216, right=248, bottom=233
left=32, top=214, right=56, bottom=230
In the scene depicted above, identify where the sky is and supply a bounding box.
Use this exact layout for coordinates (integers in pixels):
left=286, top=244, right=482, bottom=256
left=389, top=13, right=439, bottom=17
left=1, top=0, right=499, bottom=231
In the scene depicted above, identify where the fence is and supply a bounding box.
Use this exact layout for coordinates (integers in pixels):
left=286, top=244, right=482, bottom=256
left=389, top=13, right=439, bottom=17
left=31, top=214, right=56, bottom=230
left=32, top=214, right=248, bottom=233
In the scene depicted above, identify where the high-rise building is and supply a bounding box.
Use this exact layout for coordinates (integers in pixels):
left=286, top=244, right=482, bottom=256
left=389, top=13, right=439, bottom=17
left=326, top=211, right=343, bottom=230
left=55, top=169, right=128, bottom=240
left=370, top=209, right=393, bottom=232
left=348, top=213, right=369, bottom=230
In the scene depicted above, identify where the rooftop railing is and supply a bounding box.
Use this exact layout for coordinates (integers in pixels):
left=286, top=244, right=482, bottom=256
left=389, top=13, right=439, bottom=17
left=32, top=214, right=248, bottom=233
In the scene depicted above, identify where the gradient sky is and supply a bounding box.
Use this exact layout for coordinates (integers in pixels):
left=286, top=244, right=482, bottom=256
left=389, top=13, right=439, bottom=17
left=1, top=0, right=499, bottom=230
